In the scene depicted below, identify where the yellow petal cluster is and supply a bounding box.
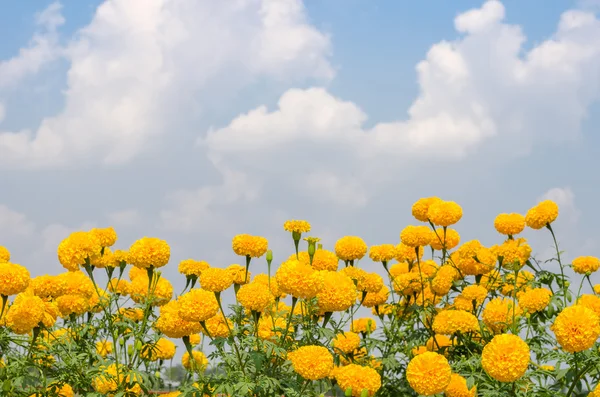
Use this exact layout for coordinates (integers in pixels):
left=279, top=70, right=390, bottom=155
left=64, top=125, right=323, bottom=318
left=481, top=334, right=529, bottom=382
left=232, top=234, right=268, bottom=258
left=427, top=200, right=463, bottom=227
left=406, top=351, right=452, bottom=396
left=551, top=305, right=600, bottom=353
left=335, top=236, right=368, bottom=261
left=283, top=220, right=311, bottom=233
left=128, top=237, right=170, bottom=269
left=287, top=345, right=333, bottom=380
left=494, top=213, right=525, bottom=235
left=333, top=364, right=381, bottom=397
left=525, top=200, right=559, bottom=229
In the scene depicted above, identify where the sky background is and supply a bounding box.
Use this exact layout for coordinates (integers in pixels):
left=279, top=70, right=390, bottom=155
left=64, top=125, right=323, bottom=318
left=1, top=0, right=600, bottom=317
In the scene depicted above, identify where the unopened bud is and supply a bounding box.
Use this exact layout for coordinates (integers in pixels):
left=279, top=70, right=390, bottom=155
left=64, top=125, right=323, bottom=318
left=266, top=249, right=273, bottom=264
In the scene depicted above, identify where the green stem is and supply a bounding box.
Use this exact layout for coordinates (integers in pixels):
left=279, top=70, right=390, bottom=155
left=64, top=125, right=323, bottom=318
left=216, top=292, right=247, bottom=377
left=547, top=224, right=567, bottom=306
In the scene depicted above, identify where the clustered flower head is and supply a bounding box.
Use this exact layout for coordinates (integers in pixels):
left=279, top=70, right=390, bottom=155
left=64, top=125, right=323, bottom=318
left=400, top=225, right=434, bottom=248
left=232, top=234, right=268, bottom=258
left=287, top=345, right=333, bottom=380
left=200, top=267, right=233, bottom=292
left=128, top=237, right=170, bottom=269
left=333, top=364, right=381, bottom=397
left=0, top=262, right=30, bottom=297
left=427, top=200, right=463, bottom=227
left=406, top=351, right=452, bottom=395
left=430, top=228, right=461, bottom=251
left=236, top=282, right=274, bottom=312
left=57, top=231, right=102, bottom=271
left=283, top=220, right=311, bottom=234
left=525, top=200, right=559, bottom=229
left=335, top=236, right=368, bottom=261
left=276, top=259, right=323, bottom=299
left=551, top=305, right=600, bottom=352
left=481, top=334, right=530, bottom=382
left=368, top=244, right=396, bottom=263
left=494, top=213, right=526, bottom=236
left=178, top=259, right=210, bottom=277
left=572, top=256, right=600, bottom=275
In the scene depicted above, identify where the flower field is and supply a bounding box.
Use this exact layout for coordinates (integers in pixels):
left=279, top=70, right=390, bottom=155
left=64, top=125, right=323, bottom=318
left=1, top=197, right=600, bottom=396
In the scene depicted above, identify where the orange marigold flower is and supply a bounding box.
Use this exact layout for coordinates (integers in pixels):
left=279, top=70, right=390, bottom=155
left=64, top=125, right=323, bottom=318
left=200, top=267, right=233, bottom=292
left=333, top=364, right=381, bottom=397
left=155, top=300, right=203, bottom=339
left=427, top=200, right=463, bottom=227
left=368, top=244, right=396, bottom=263
left=412, top=197, right=442, bottom=222
left=276, top=259, right=323, bottom=299
left=362, top=285, right=389, bottom=308
left=333, top=331, right=361, bottom=354
left=0, top=246, right=9, bottom=263
left=287, top=345, right=333, bottom=380
left=430, top=228, right=460, bottom=251
left=482, top=297, right=522, bottom=333
left=0, top=262, right=30, bottom=297
left=572, top=256, right=600, bottom=275
left=552, top=305, right=600, bottom=352
left=236, top=282, right=274, bottom=312
left=316, top=271, right=356, bottom=313
left=182, top=351, right=208, bottom=371
left=352, top=318, right=377, bottom=334
left=128, top=237, right=170, bottom=269
left=406, top=351, right=452, bottom=396
left=394, top=243, right=424, bottom=263
left=494, top=213, right=525, bottom=236
left=432, top=310, right=479, bottom=335
left=577, top=294, right=600, bottom=317
left=178, top=288, right=220, bottom=322
left=283, top=220, right=311, bottom=233
left=400, top=226, right=434, bottom=247
left=57, top=231, right=102, bottom=271
left=232, top=234, right=268, bottom=258
left=518, top=288, right=552, bottom=313
left=481, top=334, right=529, bottom=382
left=90, top=227, right=117, bottom=248
left=335, top=236, right=368, bottom=261
left=525, top=200, right=559, bottom=230
left=444, top=373, right=477, bottom=397
left=178, top=259, right=210, bottom=277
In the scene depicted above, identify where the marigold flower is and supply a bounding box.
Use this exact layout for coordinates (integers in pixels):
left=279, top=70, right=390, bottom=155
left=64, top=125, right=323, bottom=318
left=0, top=262, right=30, bottom=297
left=204, top=314, right=233, bottom=338
left=96, top=340, right=113, bottom=357
left=283, top=220, right=311, bottom=233
left=518, top=288, right=552, bottom=313
left=481, top=334, right=529, bottom=382
left=200, top=267, right=233, bottom=292
left=237, top=282, right=274, bottom=312
left=577, top=294, right=600, bottom=317
left=129, top=275, right=173, bottom=306
left=590, top=386, right=600, bottom=397
left=430, top=265, right=459, bottom=295
left=445, top=373, right=477, bottom=397
left=335, top=236, right=368, bottom=261
left=0, top=246, right=9, bottom=263
left=92, top=364, right=121, bottom=393
left=155, top=300, right=203, bottom=339
left=232, top=234, right=268, bottom=258
left=494, top=213, right=526, bottom=236
left=253, top=273, right=285, bottom=298
left=333, top=331, right=361, bottom=354
left=178, top=259, right=210, bottom=277
left=430, top=228, right=460, bottom=251
left=406, top=351, right=452, bottom=396
left=315, top=271, right=356, bottom=313
left=57, top=231, right=102, bottom=271
left=128, top=237, right=170, bottom=269
left=426, top=334, right=453, bottom=352
left=460, top=285, right=488, bottom=307
left=107, top=278, right=130, bottom=295
left=60, top=270, right=94, bottom=298
left=333, top=364, right=381, bottom=397
left=352, top=318, right=377, bottom=334
left=552, top=305, right=600, bottom=353
left=482, top=297, right=521, bottom=333
left=142, top=338, right=177, bottom=361
left=178, top=288, right=220, bottom=322
left=492, top=238, right=531, bottom=269
left=369, top=244, right=396, bottom=263
left=400, top=225, right=434, bottom=247
left=393, top=273, right=421, bottom=295
left=287, top=345, right=333, bottom=380
left=501, top=271, right=534, bottom=297
left=357, top=272, right=384, bottom=293
left=276, top=259, right=323, bottom=299
left=227, top=264, right=250, bottom=285
left=432, top=310, right=479, bottom=334
left=453, top=241, right=494, bottom=276
left=56, top=294, right=89, bottom=317
left=412, top=197, right=442, bottom=222
left=525, top=200, right=559, bottom=229
left=182, top=351, right=208, bottom=371
left=427, top=200, right=463, bottom=227
left=257, top=315, right=290, bottom=340
left=572, top=256, right=600, bottom=275
left=395, top=243, right=424, bottom=263
left=6, top=294, right=45, bottom=334
left=362, top=285, right=389, bottom=308
left=411, top=259, right=438, bottom=278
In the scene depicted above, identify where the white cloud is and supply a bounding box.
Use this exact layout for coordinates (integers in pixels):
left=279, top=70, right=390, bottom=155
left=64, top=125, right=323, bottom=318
left=0, top=205, right=35, bottom=238
left=107, top=209, right=140, bottom=227
left=540, top=187, right=580, bottom=225
left=0, top=2, right=64, bottom=89
left=0, top=0, right=332, bottom=168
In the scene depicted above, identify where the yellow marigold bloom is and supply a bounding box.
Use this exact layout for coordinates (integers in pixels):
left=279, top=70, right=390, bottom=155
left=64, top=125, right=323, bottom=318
left=415, top=286, right=441, bottom=307
left=411, top=259, right=438, bottom=278
left=431, top=265, right=459, bottom=295
left=57, top=231, right=102, bottom=271
left=119, top=307, right=144, bottom=321
left=178, top=259, right=210, bottom=277
left=572, top=256, right=600, bottom=275
left=333, top=331, right=361, bottom=354
left=427, top=200, right=463, bottom=227
left=525, top=200, right=559, bottom=229
left=0, top=246, right=9, bottom=263
left=276, top=259, right=323, bottom=299
left=389, top=262, right=409, bottom=277
left=444, top=373, right=476, bottom=397
left=188, top=333, right=202, bottom=346
left=107, top=278, right=130, bottom=295
left=578, top=294, right=600, bottom=317
left=406, top=351, right=452, bottom=396
left=200, top=267, right=233, bottom=292
left=590, top=386, right=600, bottom=397
left=393, top=273, right=421, bottom=295
left=453, top=296, right=475, bottom=312
left=335, top=236, right=368, bottom=261
left=129, top=265, right=146, bottom=280
left=395, top=243, right=424, bottom=263
left=6, top=295, right=44, bottom=334
left=128, top=237, right=170, bottom=269
left=257, top=315, right=290, bottom=340
left=90, top=227, right=117, bottom=247
left=59, top=270, right=94, bottom=298
left=453, top=241, right=494, bottom=276
left=400, top=225, right=434, bottom=247
left=88, top=288, right=110, bottom=313
left=92, top=364, right=120, bottom=394
left=288, top=345, right=333, bottom=380
left=288, top=250, right=340, bottom=271
left=178, top=288, right=220, bottom=322
left=481, top=334, right=529, bottom=382
left=352, top=318, right=377, bottom=334
left=227, top=264, right=250, bottom=285
left=232, top=234, right=268, bottom=258
left=492, top=238, right=531, bottom=269
left=113, top=249, right=129, bottom=265
left=205, top=314, right=233, bottom=338
left=518, top=288, right=552, bottom=313
left=30, top=275, right=65, bottom=298
left=316, top=271, right=356, bottom=313
left=501, top=271, right=534, bottom=297
left=0, top=262, right=30, bottom=296
left=362, top=285, right=389, bottom=308
left=426, top=334, right=453, bottom=352
left=552, top=305, right=600, bottom=352
left=56, top=294, right=89, bottom=317
left=96, top=340, right=113, bottom=357
left=129, top=275, right=173, bottom=306
left=412, top=345, right=428, bottom=356
left=412, top=197, right=442, bottom=222
left=333, top=364, right=381, bottom=397
left=369, top=244, right=396, bottom=263
left=237, top=282, right=274, bottom=312
left=494, top=213, right=526, bottom=236
left=253, top=273, right=285, bottom=298
left=357, top=272, right=383, bottom=293
left=432, top=310, right=479, bottom=334
left=460, top=285, right=488, bottom=306
left=430, top=228, right=460, bottom=251
left=182, top=351, right=208, bottom=371
left=142, top=338, right=177, bottom=361
left=41, top=300, right=59, bottom=328
left=283, top=220, right=311, bottom=233
left=155, top=300, right=203, bottom=338
left=482, top=297, right=521, bottom=333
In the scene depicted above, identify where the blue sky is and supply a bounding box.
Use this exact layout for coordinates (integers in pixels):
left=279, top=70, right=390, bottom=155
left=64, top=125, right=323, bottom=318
left=0, top=0, right=599, bottom=296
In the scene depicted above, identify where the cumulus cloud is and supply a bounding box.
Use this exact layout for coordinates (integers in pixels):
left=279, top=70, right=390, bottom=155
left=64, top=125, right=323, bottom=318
left=0, top=0, right=332, bottom=168
left=540, top=187, right=580, bottom=225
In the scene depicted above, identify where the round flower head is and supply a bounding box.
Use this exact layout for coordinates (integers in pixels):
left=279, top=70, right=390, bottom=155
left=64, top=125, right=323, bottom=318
left=430, top=265, right=459, bottom=295
left=406, top=351, right=452, bottom=396
left=155, top=300, right=203, bottom=338
left=6, top=294, right=45, bottom=334
left=128, top=237, right=170, bottom=269
left=0, top=246, right=10, bottom=263
left=178, top=288, right=220, bottom=322
left=518, top=288, right=552, bottom=313
left=129, top=275, right=173, bottom=306
left=362, top=285, right=389, bottom=308
left=56, top=294, right=89, bottom=317
left=482, top=297, right=522, bottom=333
left=237, top=282, right=274, bottom=312
left=283, top=220, right=311, bottom=233
left=357, top=272, right=384, bottom=293
left=395, top=243, right=424, bottom=263
left=276, top=259, right=323, bottom=299
left=432, top=310, right=479, bottom=335
left=525, top=200, right=559, bottom=229
left=200, top=267, right=233, bottom=292
left=232, top=234, right=268, bottom=258
left=287, top=345, right=333, bottom=380
left=335, top=236, right=368, bottom=262
left=204, top=314, right=232, bottom=338
left=551, top=305, right=600, bottom=353
left=0, top=262, right=30, bottom=296
left=310, top=249, right=339, bottom=271
left=227, top=264, right=250, bottom=285
left=90, top=227, right=117, bottom=248
left=182, top=351, right=208, bottom=371
left=572, top=256, right=600, bottom=275
left=453, top=240, right=494, bottom=276
left=178, top=259, right=210, bottom=277
left=427, top=200, right=463, bottom=227
left=494, top=213, right=525, bottom=236
left=481, top=334, right=529, bottom=382
left=426, top=334, right=453, bottom=352
left=333, top=364, right=381, bottom=397
left=412, top=197, right=441, bottom=222
left=352, top=318, right=377, bottom=334
left=57, top=231, right=102, bottom=271
left=316, top=271, right=356, bottom=313
left=107, top=278, right=130, bottom=295
left=445, top=373, right=477, bottom=397
left=369, top=244, right=396, bottom=263
left=333, top=331, right=361, bottom=354
left=460, top=285, right=488, bottom=307
left=253, top=273, right=285, bottom=298
left=576, top=294, right=600, bottom=317
left=60, top=270, right=94, bottom=298
left=430, top=228, right=460, bottom=251
left=400, top=226, right=434, bottom=247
